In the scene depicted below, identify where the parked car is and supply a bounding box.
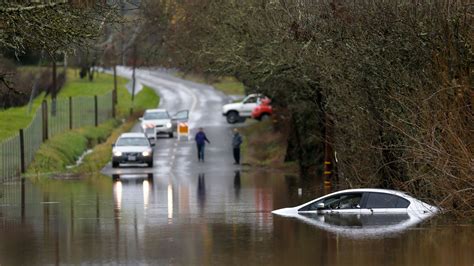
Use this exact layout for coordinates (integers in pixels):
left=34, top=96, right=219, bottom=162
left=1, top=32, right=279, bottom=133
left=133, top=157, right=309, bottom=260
left=222, top=94, right=266, bottom=124
left=251, top=97, right=272, bottom=121
left=140, top=109, right=189, bottom=139
left=272, top=188, right=439, bottom=215
left=112, top=132, right=154, bottom=168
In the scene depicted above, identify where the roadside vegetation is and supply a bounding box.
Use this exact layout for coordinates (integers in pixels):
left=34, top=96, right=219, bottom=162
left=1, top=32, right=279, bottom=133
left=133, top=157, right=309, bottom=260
left=0, top=69, right=154, bottom=141
left=26, top=85, right=159, bottom=176
left=240, top=119, right=297, bottom=172
left=175, top=72, right=245, bottom=95
left=140, top=0, right=473, bottom=217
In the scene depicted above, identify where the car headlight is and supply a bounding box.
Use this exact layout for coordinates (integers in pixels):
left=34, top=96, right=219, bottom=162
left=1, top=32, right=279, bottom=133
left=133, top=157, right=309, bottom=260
left=143, top=123, right=155, bottom=130
left=166, top=122, right=172, bottom=128
left=113, top=151, right=122, bottom=156
left=142, top=150, right=152, bottom=157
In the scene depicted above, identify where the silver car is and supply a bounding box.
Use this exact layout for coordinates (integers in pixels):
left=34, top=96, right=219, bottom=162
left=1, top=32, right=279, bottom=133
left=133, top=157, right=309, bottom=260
left=140, top=109, right=189, bottom=139
left=112, top=132, right=154, bottom=168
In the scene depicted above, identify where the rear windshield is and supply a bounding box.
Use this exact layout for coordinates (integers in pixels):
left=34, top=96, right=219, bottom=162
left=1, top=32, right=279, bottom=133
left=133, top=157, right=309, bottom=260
left=116, top=137, right=149, bottom=146
left=144, top=112, right=169, bottom=120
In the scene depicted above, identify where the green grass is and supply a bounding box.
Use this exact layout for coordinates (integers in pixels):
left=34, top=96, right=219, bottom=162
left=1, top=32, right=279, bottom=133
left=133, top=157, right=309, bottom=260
left=60, top=69, right=128, bottom=97
left=116, top=85, right=159, bottom=117
left=76, top=116, right=138, bottom=174
left=0, top=68, right=158, bottom=141
left=1, top=66, right=160, bottom=176
left=26, top=120, right=119, bottom=175
left=175, top=72, right=245, bottom=95
left=0, top=95, right=44, bottom=140
left=212, top=77, right=245, bottom=95
left=25, top=87, right=159, bottom=175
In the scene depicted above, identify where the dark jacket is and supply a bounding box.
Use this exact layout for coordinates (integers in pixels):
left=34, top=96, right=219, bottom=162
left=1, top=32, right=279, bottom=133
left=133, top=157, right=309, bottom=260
left=232, top=133, right=242, bottom=148
left=195, top=131, right=210, bottom=145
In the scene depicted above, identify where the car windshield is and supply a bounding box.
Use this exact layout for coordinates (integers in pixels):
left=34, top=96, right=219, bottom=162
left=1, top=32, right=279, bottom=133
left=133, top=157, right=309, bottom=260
left=299, top=193, right=363, bottom=211
left=144, top=112, right=169, bottom=120
left=244, top=96, right=258, bottom=104
left=116, top=137, right=149, bottom=147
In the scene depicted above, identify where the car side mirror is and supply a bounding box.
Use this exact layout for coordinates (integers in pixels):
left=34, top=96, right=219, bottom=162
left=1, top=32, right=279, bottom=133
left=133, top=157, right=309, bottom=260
left=139, top=117, right=143, bottom=121
left=111, top=144, right=115, bottom=148
left=316, top=203, right=325, bottom=210
left=150, top=143, right=155, bottom=147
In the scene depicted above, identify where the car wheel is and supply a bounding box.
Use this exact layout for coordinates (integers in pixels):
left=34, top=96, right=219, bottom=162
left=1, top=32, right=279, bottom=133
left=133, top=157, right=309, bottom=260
left=226, top=111, right=239, bottom=124
left=147, top=161, right=154, bottom=167
left=260, top=114, right=270, bottom=121
left=169, top=132, right=174, bottom=138
left=112, top=161, right=119, bottom=168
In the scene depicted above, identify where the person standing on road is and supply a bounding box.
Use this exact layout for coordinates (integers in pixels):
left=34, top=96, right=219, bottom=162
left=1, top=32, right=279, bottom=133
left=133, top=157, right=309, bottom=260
left=195, top=127, right=210, bottom=162
left=232, top=128, right=243, bottom=164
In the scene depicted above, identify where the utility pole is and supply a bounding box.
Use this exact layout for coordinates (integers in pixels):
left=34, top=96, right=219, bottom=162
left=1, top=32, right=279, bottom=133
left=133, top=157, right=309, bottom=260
left=130, top=44, right=137, bottom=115
left=51, top=53, right=57, bottom=116
left=323, top=113, right=334, bottom=186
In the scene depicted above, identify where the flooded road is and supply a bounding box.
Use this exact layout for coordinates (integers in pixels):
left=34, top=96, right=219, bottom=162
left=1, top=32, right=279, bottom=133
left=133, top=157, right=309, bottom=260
left=0, top=172, right=473, bottom=265
left=1, top=70, right=472, bottom=265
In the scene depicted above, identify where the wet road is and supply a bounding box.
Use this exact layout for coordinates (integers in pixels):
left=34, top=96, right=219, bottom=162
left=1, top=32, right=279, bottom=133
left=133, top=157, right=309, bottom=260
left=0, top=70, right=473, bottom=265
left=102, top=67, right=237, bottom=178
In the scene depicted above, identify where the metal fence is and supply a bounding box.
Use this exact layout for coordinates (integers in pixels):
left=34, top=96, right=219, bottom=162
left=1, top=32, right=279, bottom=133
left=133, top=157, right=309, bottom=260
left=0, top=91, right=114, bottom=182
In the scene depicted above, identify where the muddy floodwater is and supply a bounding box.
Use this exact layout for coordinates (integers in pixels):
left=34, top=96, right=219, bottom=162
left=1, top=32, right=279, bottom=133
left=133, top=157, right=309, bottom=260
left=0, top=171, right=473, bottom=265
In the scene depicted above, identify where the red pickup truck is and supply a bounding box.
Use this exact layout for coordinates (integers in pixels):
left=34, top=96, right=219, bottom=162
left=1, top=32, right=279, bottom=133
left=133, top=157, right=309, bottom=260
left=251, top=97, right=272, bottom=121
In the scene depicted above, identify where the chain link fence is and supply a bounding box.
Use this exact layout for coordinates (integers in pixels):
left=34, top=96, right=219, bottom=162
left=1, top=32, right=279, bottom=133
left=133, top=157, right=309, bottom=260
left=0, top=92, right=114, bottom=183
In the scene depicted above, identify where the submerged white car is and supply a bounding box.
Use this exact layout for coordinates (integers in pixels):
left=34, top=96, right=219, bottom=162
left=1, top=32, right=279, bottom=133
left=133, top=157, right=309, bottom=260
left=272, top=188, right=439, bottom=238
left=273, top=188, right=439, bottom=215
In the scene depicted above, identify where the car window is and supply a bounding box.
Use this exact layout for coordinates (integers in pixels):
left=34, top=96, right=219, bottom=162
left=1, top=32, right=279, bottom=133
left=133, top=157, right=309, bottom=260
left=144, top=112, right=169, bottom=120
left=365, top=193, right=410, bottom=208
left=116, top=137, right=149, bottom=147
left=298, top=193, right=363, bottom=211
left=244, top=96, right=257, bottom=104
left=173, top=110, right=189, bottom=120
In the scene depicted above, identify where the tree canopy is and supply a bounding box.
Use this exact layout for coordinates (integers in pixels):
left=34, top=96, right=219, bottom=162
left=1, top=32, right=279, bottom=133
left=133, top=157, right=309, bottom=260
left=141, top=0, right=473, bottom=216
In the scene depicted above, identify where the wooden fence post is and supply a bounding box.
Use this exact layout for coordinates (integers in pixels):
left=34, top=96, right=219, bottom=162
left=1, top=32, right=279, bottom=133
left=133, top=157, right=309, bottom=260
left=69, top=96, right=73, bottom=130
left=42, top=100, right=48, bottom=141
left=112, top=90, right=116, bottom=119
left=94, top=95, right=98, bottom=127
left=19, top=129, right=25, bottom=173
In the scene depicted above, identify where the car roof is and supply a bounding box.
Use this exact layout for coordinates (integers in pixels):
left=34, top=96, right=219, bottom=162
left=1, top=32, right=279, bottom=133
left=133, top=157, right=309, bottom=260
left=326, top=188, right=414, bottom=200
left=144, top=109, right=168, bottom=113
left=334, top=188, right=408, bottom=196
left=297, top=188, right=415, bottom=208
left=119, top=132, right=147, bottom=138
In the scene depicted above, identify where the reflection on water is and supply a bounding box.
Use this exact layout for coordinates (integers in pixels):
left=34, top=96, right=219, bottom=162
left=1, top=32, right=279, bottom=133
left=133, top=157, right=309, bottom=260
left=197, top=173, right=205, bottom=211
left=143, top=180, right=150, bottom=210
left=0, top=172, right=473, bottom=265
left=234, top=170, right=241, bottom=199
left=295, top=212, right=425, bottom=239
left=113, top=180, right=122, bottom=211
left=167, top=183, right=173, bottom=221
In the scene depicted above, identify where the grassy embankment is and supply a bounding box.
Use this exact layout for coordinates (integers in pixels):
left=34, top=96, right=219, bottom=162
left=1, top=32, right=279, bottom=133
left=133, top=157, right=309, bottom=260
left=175, top=73, right=245, bottom=95
left=240, top=120, right=297, bottom=172
left=0, top=69, right=159, bottom=176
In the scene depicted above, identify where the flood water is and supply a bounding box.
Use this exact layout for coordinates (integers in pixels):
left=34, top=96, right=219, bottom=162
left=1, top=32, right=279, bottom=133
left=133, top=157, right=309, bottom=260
left=0, top=171, right=472, bottom=265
